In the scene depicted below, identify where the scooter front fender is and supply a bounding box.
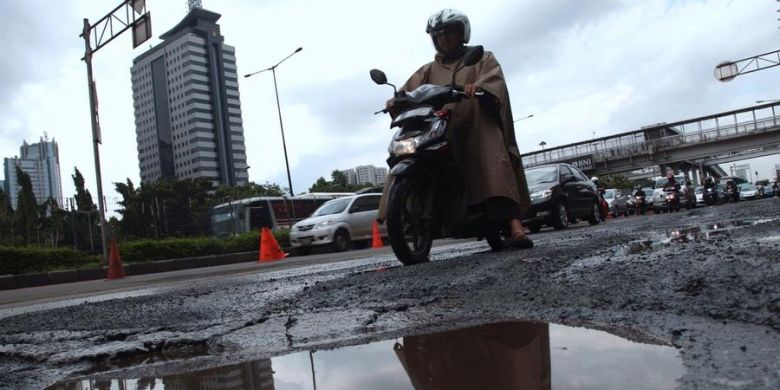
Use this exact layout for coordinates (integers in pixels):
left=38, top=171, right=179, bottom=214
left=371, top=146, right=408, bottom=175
left=390, top=158, right=424, bottom=177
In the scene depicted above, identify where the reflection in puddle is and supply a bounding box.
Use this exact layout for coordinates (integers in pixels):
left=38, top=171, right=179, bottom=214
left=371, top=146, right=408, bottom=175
left=666, top=219, right=761, bottom=243
left=50, top=321, right=682, bottom=390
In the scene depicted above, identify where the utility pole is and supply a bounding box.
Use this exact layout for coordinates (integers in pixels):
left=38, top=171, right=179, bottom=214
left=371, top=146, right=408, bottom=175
left=80, top=0, right=151, bottom=262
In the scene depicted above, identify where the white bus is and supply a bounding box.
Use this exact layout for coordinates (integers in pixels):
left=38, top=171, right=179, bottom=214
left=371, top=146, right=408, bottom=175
left=211, top=193, right=354, bottom=237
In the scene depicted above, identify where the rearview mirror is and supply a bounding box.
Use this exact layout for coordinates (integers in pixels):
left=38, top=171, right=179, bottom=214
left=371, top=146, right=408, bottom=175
left=370, top=69, right=388, bottom=85
left=463, top=45, right=484, bottom=66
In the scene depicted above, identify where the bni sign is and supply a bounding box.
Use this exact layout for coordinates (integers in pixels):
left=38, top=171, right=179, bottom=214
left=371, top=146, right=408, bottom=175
left=563, top=155, right=594, bottom=172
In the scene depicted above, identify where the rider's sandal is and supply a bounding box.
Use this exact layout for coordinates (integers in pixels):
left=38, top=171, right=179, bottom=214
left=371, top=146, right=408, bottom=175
left=505, top=232, right=534, bottom=249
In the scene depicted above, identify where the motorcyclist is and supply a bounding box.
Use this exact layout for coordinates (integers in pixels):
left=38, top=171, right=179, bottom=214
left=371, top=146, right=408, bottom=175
left=633, top=185, right=646, bottom=198
left=591, top=177, right=605, bottom=193
left=704, top=177, right=716, bottom=190
left=725, top=179, right=739, bottom=201
left=662, top=172, right=680, bottom=193
left=592, top=176, right=608, bottom=219
left=382, top=9, right=533, bottom=249
left=703, top=177, right=717, bottom=203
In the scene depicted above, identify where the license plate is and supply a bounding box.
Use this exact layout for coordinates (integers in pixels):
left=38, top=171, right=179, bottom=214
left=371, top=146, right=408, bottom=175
left=299, top=238, right=313, bottom=246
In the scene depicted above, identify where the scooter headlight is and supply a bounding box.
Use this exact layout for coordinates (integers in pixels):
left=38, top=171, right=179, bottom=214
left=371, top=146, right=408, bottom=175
left=387, top=120, right=446, bottom=157
left=390, top=138, right=418, bottom=156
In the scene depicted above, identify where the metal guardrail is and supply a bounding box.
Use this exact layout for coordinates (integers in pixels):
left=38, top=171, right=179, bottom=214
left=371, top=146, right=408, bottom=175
left=521, top=103, right=780, bottom=169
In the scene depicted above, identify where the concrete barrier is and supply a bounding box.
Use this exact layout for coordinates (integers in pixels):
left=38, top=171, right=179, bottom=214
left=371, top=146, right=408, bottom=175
left=48, top=270, right=79, bottom=285
left=15, top=273, right=49, bottom=289
left=0, top=251, right=262, bottom=290
left=0, top=275, right=15, bottom=290
left=77, top=268, right=105, bottom=282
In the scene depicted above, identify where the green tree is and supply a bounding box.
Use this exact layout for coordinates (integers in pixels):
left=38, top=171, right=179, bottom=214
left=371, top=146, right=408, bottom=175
left=214, top=181, right=284, bottom=200
left=114, top=179, right=148, bottom=239
left=600, top=174, right=634, bottom=190
left=14, top=166, right=38, bottom=245
left=331, top=170, right=349, bottom=190
left=308, top=177, right=331, bottom=192
left=0, top=188, right=14, bottom=243
left=69, top=167, right=100, bottom=251
left=38, top=198, right=65, bottom=248
left=72, top=168, right=96, bottom=212
left=114, top=178, right=218, bottom=238
left=308, top=171, right=377, bottom=193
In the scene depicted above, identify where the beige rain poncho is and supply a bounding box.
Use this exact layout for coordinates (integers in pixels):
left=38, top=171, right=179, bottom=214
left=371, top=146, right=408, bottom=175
left=379, top=49, right=531, bottom=219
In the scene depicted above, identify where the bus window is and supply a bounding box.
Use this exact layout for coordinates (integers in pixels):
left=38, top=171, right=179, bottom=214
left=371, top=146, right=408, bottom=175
left=247, top=201, right=274, bottom=231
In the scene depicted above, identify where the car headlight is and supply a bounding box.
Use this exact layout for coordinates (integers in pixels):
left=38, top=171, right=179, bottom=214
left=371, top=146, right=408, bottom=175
left=315, top=219, right=335, bottom=229
left=529, top=189, right=553, bottom=201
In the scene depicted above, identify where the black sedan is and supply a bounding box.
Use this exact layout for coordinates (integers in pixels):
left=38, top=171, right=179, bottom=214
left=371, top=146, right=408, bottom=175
left=522, top=163, right=601, bottom=233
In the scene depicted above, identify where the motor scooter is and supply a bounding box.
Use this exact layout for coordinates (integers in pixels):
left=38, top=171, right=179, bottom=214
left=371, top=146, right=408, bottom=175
left=597, top=188, right=608, bottom=221
left=370, top=46, right=508, bottom=265
left=725, top=184, right=739, bottom=203
left=633, top=192, right=647, bottom=215
left=664, top=188, right=680, bottom=212
left=703, top=187, right=718, bottom=206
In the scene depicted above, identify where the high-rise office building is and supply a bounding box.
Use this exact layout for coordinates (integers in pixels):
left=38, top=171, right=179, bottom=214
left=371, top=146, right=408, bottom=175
left=131, top=7, right=248, bottom=187
left=164, top=359, right=275, bottom=389
left=2, top=137, right=63, bottom=210
left=341, top=165, right=387, bottom=186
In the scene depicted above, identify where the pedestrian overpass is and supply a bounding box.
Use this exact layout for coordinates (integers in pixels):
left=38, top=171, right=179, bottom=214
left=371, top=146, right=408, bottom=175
left=520, top=102, right=780, bottom=182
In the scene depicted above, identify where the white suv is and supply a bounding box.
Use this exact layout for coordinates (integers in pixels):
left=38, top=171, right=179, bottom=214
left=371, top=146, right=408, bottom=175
left=289, top=194, right=385, bottom=255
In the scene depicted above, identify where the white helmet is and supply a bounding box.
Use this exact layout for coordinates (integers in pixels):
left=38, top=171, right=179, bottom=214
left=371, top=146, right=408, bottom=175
left=426, top=9, right=471, bottom=43
left=591, top=176, right=599, bottom=182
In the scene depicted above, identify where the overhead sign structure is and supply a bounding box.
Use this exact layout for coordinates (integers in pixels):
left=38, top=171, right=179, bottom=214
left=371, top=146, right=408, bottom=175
left=714, top=49, right=780, bottom=82
left=133, top=13, right=152, bottom=48
left=714, top=61, right=738, bottom=82
left=79, top=0, right=152, bottom=263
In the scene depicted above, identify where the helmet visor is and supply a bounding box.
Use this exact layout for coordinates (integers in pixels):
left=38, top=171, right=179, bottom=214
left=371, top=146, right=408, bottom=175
left=430, top=24, right=461, bottom=38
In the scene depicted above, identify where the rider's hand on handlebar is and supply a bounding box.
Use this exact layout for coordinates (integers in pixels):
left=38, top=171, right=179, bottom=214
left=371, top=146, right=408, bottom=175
left=463, top=83, right=478, bottom=98
left=385, top=98, right=399, bottom=118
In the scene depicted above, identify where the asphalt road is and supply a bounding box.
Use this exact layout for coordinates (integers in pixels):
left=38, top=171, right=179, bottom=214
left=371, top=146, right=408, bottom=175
left=0, top=198, right=778, bottom=389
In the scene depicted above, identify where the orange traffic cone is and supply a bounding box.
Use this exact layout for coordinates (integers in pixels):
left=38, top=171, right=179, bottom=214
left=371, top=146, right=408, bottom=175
left=371, top=221, right=384, bottom=249
left=259, top=227, right=288, bottom=262
left=106, top=238, right=125, bottom=280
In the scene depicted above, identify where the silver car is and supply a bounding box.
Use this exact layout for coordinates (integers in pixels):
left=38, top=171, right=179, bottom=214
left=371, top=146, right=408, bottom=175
left=604, top=188, right=629, bottom=217
left=289, top=194, right=386, bottom=254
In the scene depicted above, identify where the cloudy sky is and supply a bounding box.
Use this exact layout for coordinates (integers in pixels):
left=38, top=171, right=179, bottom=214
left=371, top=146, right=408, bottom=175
left=1, top=0, right=779, bottom=210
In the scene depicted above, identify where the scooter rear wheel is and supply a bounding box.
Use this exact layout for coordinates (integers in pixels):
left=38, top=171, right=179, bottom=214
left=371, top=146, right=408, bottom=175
left=386, top=177, right=434, bottom=265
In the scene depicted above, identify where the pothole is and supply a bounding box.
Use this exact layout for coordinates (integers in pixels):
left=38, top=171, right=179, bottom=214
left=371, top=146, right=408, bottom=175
left=50, top=320, right=683, bottom=390
left=663, top=219, right=768, bottom=244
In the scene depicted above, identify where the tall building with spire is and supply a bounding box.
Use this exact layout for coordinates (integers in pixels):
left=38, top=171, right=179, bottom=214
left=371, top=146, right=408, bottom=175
left=2, top=136, right=63, bottom=209
left=130, top=7, right=248, bottom=187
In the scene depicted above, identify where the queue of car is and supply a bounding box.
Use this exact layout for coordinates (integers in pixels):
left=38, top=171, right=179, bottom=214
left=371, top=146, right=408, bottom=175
left=286, top=164, right=777, bottom=254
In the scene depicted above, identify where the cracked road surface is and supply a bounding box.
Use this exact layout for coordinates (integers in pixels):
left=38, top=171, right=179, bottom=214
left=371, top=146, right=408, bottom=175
left=0, top=199, right=778, bottom=389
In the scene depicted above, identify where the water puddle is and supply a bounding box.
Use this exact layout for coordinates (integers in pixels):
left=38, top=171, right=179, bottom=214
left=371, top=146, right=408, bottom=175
left=616, top=218, right=775, bottom=256
left=663, top=219, right=765, bottom=244
left=50, top=321, right=683, bottom=390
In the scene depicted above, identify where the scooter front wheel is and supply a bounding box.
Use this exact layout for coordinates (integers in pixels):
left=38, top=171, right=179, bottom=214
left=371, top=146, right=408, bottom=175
left=386, top=177, right=434, bottom=265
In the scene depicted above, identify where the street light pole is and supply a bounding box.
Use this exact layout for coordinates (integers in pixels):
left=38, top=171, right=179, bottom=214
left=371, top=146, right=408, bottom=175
left=513, top=114, right=533, bottom=123
left=271, top=67, right=294, bottom=197
left=245, top=47, right=302, bottom=198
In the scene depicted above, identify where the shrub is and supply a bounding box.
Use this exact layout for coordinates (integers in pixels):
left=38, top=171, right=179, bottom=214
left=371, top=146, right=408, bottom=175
left=0, top=246, right=98, bottom=275
left=0, top=230, right=292, bottom=274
